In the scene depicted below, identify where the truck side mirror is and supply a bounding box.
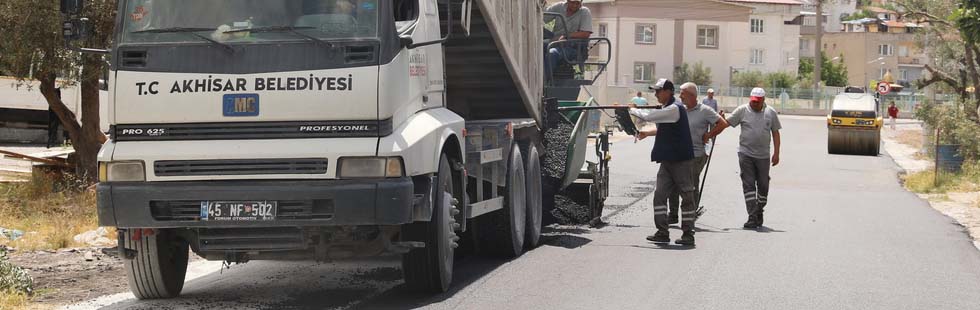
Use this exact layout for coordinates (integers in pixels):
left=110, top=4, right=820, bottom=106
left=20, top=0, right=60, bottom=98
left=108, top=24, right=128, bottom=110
left=60, top=0, right=84, bottom=15
left=399, top=36, right=414, bottom=48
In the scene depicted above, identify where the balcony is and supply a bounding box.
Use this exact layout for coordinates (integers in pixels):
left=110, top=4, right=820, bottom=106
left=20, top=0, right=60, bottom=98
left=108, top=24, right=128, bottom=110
left=898, top=56, right=925, bottom=66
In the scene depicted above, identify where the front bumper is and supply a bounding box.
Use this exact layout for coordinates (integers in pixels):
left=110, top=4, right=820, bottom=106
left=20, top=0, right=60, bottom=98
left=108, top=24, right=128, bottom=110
left=97, top=178, right=414, bottom=228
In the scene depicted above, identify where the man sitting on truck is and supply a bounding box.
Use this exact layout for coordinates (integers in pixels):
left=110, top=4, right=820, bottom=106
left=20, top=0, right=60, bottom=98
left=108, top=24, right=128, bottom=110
left=543, top=0, right=593, bottom=82
left=625, top=79, right=698, bottom=246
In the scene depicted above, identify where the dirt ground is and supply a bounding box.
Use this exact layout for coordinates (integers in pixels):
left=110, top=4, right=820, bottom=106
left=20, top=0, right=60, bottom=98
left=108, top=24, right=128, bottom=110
left=6, top=247, right=129, bottom=307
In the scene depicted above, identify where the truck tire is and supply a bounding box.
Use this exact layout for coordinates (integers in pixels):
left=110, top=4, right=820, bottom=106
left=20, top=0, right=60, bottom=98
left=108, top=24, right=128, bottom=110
left=402, top=155, right=458, bottom=293
left=524, top=145, right=543, bottom=249
left=124, top=228, right=189, bottom=299
left=479, top=145, right=527, bottom=257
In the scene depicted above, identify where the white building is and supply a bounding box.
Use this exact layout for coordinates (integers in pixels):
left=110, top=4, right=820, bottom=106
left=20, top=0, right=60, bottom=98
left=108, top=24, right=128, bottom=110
left=585, top=0, right=754, bottom=92
left=726, top=0, right=803, bottom=75
left=797, top=0, right=857, bottom=58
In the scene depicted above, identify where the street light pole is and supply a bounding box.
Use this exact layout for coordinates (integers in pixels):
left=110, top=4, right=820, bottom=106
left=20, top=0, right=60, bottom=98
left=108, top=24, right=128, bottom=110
left=814, top=0, right=823, bottom=109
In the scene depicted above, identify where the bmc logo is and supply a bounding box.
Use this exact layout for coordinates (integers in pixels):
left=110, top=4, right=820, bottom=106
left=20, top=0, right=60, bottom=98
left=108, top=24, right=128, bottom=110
left=223, top=94, right=260, bottom=117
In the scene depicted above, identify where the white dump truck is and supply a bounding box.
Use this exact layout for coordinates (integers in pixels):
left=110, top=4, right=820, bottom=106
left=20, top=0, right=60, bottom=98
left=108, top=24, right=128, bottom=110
left=61, top=0, right=613, bottom=298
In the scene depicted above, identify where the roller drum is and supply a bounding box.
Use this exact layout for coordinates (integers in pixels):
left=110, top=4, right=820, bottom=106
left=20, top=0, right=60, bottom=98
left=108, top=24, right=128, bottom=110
left=827, top=127, right=881, bottom=156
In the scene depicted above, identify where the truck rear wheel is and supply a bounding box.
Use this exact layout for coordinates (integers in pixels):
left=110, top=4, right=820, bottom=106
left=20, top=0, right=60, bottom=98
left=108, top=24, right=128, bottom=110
left=124, top=228, right=189, bottom=299
left=479, top=145, right=527, bottom=257
left=524, top=145, right=543, bottom=249
left=402, top=155, right=457, bottom=293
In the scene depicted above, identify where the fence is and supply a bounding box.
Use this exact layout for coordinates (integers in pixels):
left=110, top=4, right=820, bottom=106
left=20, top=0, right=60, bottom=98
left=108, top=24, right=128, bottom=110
left=607, top=85, right=957, bottom=117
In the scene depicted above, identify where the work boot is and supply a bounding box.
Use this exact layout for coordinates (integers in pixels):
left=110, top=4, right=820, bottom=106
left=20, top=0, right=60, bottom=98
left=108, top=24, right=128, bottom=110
left=646, top=230, right=670, bottom=244
left=743, top=216, right=760, bottom=229
left=675, top=231, right=695, bottom=246
left=668, top=213, right=679, bottom=225
left=757, top=210, right=765, bottom=227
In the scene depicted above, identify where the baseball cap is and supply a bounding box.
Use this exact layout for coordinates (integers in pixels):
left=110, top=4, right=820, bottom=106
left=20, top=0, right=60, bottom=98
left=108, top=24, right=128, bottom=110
left=749, top=87, right=766, bottom=102
left=648, top=78, right=675, bottom=92
left=707, top=88, right=715, bottom=93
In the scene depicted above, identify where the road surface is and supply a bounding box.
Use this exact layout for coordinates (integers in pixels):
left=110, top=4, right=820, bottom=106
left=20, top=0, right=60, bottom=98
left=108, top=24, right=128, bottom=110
left=76, top=116, right=980, bottom=309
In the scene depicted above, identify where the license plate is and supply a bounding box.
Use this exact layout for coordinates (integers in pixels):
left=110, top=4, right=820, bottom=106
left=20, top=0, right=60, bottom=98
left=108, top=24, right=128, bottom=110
left=222, top=94, right=260, bottom=117
left=200, top=201, right=277, bottom=221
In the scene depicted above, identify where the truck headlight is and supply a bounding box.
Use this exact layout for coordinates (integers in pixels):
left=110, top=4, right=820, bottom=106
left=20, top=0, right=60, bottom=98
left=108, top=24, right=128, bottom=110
left=99, top=161, right=146, bottom=182
left=337, top=157, right=404, bottom=178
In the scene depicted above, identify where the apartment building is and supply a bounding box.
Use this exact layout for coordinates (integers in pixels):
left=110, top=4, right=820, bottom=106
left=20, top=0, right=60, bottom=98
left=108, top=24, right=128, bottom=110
left=822, top=8, right=926, bottom=88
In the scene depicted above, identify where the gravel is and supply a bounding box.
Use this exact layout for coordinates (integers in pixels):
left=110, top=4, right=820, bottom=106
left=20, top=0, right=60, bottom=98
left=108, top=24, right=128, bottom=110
left=550, top=195, right=592, bottom=225
left=543, top=120, right=573, bottom=180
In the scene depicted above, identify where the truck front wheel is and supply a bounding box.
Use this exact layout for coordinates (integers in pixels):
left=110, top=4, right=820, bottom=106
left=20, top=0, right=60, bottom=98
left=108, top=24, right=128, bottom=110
left=402, top=154, right=458, bottom=293
left=124, top=228, right=189, bottom=299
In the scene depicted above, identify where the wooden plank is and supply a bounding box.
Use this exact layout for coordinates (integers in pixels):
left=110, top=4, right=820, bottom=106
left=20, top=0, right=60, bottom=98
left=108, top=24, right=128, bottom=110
left=0, top=148, right=70, bottom=167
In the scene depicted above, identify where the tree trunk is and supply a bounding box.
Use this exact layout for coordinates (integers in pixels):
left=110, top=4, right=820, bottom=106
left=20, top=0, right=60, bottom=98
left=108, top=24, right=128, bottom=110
left=37, top=57, right=107, bottom=183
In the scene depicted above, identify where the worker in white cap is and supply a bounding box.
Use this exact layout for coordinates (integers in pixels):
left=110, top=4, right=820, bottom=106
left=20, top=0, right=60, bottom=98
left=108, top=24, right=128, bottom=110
left=725, top=87, right=782, bottom=229
left=702, top=88, right=719, bottom=112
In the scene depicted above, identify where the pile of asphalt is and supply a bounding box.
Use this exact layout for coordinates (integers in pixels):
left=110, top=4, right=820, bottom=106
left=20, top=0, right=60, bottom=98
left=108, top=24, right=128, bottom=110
left=550, top=194, right=592, bottom=225
left=542, top=121, right=573, bottom=180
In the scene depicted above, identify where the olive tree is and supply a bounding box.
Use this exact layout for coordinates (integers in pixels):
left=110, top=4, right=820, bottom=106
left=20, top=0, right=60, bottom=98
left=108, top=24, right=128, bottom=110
left=0, top=0, right=115, bottom=182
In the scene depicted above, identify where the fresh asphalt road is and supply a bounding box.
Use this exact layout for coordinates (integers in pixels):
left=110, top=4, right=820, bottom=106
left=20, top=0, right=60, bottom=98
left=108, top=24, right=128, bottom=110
left=83, top=116, right=980, bottom=309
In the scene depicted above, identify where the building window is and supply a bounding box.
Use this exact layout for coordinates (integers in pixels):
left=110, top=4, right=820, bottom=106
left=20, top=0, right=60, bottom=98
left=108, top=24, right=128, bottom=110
left=898, top=45, right=909, bottom=57
left=635, top=24, right=656, bottom=44
left=697, top=25, right=719, bottom=49
left=750, top=49, right=765, bottom=65
left=879, top=44, right=894, bottom=56
left=803, top=16, right=815, bottom=26
left=900, top=69, right=909, bottom=80
left=633, top=62, right=655, bottom=83
left=598, top=23, right=608, bottom=38
left=751, top=18, right=764, bottom=33
left=800, top=38, right=811, bottom=53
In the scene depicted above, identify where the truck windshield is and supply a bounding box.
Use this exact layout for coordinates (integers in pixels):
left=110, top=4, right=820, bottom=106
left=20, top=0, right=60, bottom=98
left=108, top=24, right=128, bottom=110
left=120, top=0, right=380, bottom=44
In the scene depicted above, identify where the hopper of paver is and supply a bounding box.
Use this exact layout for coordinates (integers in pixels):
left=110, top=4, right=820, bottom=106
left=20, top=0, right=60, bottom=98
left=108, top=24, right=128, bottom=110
left=557, top=99, right=600, bottom=189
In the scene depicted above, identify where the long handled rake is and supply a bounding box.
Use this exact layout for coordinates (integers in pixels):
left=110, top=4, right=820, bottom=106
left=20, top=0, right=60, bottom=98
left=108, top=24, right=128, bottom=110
left=695, top=136, right=718, bottom=219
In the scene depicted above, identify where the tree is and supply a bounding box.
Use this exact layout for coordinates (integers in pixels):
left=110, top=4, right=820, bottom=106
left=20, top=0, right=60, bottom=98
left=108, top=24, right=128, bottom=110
left=894, top=0, right=980, bottom=122
left=0, top=0, right=114, bottom=182
left=765, top=72, right=796, bottom=89
left=732, top=71, right=765, bottom=88
left=673, top=62, right=713, bottom=86
left=798, top=52, right=849, bottom=87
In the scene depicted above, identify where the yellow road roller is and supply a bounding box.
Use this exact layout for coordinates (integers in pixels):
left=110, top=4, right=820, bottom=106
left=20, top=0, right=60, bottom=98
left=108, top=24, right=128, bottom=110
left=827, top=90, right=883, bottom=156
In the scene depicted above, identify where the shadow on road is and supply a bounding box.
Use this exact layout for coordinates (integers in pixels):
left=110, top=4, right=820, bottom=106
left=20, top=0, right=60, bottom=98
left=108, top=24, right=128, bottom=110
left=751, top=226, right=787, bottom=233
left=353, top=225, right=597, bottom=309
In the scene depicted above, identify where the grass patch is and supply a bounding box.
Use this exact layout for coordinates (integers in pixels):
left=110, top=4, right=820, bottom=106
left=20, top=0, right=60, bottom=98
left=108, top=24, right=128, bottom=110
left=0, top=173, right=104, bottom=251
left=893, top=129, right=924, bottom=150
left=0, top=290, right=31, bottom=310
left=902, top=162, right=980, bottom=194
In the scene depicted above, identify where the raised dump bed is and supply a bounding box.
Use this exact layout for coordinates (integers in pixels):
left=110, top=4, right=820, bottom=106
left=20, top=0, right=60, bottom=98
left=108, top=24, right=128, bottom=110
left=444, top=0, right=544, bottom=124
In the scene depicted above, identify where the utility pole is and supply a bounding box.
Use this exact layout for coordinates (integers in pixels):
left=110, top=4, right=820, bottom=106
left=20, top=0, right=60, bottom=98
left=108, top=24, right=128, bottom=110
left=813, top=0, right=823, bottom=109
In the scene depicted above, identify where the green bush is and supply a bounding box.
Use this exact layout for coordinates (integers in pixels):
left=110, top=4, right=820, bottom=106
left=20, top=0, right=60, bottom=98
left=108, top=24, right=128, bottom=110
left=915, top=99, right=980, bottom=160
left=0, top=249, right=33, bottom=295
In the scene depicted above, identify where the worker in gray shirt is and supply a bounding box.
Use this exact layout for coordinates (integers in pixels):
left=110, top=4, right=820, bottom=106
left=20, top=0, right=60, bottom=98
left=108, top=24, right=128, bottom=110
left=726, top=87, right=782, bottom=229
left=543, top=0, right=592, bottom=81
left=702, top=88, right=719, bottom=112
left=646, top=83, right=728, bottom=224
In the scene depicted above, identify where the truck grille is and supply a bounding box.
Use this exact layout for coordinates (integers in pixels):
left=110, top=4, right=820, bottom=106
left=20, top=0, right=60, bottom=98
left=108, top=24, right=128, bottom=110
left=198, top=227, right=308, bottom=251
left=149, top=200, right=334, bottom=221
left=154, top=159, right=328, bottom=176
left=112, top=120, right=393, bottom=141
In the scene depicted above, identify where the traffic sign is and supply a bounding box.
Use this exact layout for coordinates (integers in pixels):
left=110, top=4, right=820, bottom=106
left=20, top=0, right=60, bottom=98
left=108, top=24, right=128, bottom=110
left=877, top=82, right=891, bottom=95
